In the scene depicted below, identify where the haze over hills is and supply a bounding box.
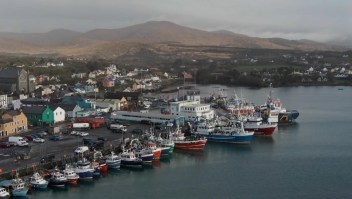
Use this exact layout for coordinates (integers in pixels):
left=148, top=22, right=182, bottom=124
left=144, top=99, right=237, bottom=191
left=0, top=21, right=347, bottom=58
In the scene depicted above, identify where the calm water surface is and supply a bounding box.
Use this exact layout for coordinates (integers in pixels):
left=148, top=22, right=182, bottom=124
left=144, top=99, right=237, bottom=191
left=31, top=86, right=352, bottom=199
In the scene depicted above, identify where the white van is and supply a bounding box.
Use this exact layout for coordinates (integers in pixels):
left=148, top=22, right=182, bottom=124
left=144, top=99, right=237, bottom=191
left=110, top=124, right=127, bottom=132
left=8, top=136, right=29, bottom=146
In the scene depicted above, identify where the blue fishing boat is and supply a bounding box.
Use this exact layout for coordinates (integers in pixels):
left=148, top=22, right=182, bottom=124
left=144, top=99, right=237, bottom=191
left=29, top=172, right=48, bottom=189
left=73, top=159, right=95, bottom=181
left=196, top=121, right=254, bottom=144
left=0, top=176, right=28, bottom=197
left=105, top=152, right=121, bottom=169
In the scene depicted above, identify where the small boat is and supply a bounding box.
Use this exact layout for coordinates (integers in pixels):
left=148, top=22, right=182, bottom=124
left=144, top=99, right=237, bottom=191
left=160, top=146, right=170, bottom=157
left=208, top=121, right=254, bottom=144
left=0, top=187, right=9, bottom=199
left=49, top=171, right=67, bottom=188
left=120, top=150, right=143, bottom=168
left=105, top=152, right=121, bottom=169
left=29, top=172, right=48, bottom=189
left=62, top=165, right=79, bottom=184
left=73, top=159, right=95, bottom=181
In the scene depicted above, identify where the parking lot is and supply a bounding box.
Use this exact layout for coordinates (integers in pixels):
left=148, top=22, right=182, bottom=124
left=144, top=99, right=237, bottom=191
left=0, top=122, right=159, bottom=173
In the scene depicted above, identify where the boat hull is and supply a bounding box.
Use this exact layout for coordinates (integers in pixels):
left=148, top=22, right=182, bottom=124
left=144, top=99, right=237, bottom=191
left=244, top=126, right=276, bottom=136
left=152, top=149, right=161, bottom=160
left=31, top=183, right=48, bottom=189
left=77, top=171, right=94, bottom=181
left=121, top=160, right=143, bottom=168
left=174, top=139, right=207, bottom=150
left=106, top=160, right=121, bottom=169
left=205, top=134, right=253, bottom=144
left=99, top=164, right=108, bottom=172
left=11, top=189, right=28, bottom=197
left=49, top=181, right=66, bottom=188
left=160, top=147, right=170, bottom=157
left=66, top=178, right=79, bottom=184
left=140, top=154, right=153, bottom=164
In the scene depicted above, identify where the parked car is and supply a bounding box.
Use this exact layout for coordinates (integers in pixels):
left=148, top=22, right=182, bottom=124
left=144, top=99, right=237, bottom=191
left=24, top=135, right=35, bottom=141
left=80, top=132, right=89, bottom=137
left=0, top=142, right=12, bottom=148
left=74, top=146, right=89, bottom=154
left=33, top=138, right=45, bottom=143
left=49, top=135, right=63, bottom=141
left=70, top=131, right=79, bottom=135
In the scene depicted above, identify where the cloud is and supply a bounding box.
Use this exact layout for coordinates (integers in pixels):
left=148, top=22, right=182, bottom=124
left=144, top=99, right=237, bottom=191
left=0, top=0, right=350, bottom=42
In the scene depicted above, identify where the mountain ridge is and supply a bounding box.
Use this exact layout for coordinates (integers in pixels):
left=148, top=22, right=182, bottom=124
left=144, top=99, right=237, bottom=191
left=0, top=21, right=348, bottom=57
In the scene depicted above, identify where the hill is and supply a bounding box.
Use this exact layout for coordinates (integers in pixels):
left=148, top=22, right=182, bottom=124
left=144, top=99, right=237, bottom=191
left=0, top=21, right=346, bottom=58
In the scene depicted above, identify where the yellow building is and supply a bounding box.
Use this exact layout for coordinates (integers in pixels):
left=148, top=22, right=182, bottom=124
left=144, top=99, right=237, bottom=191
left=0, top=110, right=28, bottom=137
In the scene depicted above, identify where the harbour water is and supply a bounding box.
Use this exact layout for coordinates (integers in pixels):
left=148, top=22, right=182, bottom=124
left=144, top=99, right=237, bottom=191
left=30, top=86, right=352, bottom=199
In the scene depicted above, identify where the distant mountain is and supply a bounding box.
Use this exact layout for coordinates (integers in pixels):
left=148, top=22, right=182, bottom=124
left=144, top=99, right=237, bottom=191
left=0, top=21, right=346, bottom=57
left=0, top=29, right=81, bottom=46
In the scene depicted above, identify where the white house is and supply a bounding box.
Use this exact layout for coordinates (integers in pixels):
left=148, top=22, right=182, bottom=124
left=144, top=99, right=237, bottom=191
left=59, top=104, right=82, bottom=118
left=50, top=105, right=66, bottom=123
left=0, top=95, right=8, bottom=109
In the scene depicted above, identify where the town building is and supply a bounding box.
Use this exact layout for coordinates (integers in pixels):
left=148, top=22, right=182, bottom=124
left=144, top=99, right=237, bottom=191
left=57, top=103, right=82, bottom=118
left=0, top=110, right=28, bottom=136
left=169, top=90, right=214, bottom=121
left=0, top=95, right=8, bottom=109
left=0, top=68, right=35, bottom=93
left=49, top=105, right=66, bottom=123
left=22, top=106, right=54, bottom=127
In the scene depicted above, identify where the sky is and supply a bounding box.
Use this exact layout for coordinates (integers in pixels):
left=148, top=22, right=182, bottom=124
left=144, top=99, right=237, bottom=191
left=0, top=0, right=351, bottom=42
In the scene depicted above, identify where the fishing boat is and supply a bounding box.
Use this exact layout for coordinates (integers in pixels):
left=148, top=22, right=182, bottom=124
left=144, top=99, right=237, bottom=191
left=62, top=165, right=79, bottom=184
left=73, top=159, right=95, bottom=181
left=173, top=135, right=207, bottom=150
left=160, top=146, right=170, bottom=157
left=49, top=170, right=67, bottom=188
left=29, top=172, right=48, bottom=189
left=130, top=139, right=154, bottom=164
left=197, top=121, right=254, bottom=144
left=93, top=151, right=108, bottom=172
left=92, top=161, right=101, bottom=176
left=105, top=152, right=121, bottom=169
left=0, top=175, right=28, bottom=197
left=0, top=187, right=9, bottom=199
left=146, top=142, right=162, bottom=160
left=260, top=85, right=299, bottom=124
left=134, top=148, right=154, bottom=164
left=173, top=122, right=207, bottom=150
left=9, top=176, right=28, bottom=197
left=243, top=116, right=277, bottom=136
left=120, top=150, right=143, bottom=168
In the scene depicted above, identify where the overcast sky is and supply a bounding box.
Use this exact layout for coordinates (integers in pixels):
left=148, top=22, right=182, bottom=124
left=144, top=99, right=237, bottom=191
left=1, top=0, right=350, bottom=42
